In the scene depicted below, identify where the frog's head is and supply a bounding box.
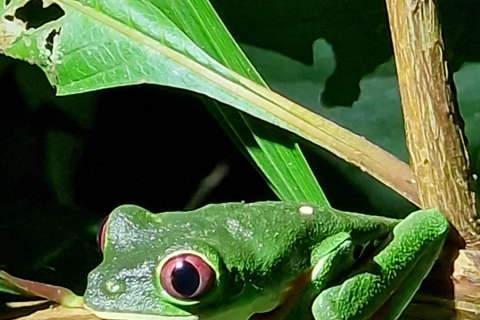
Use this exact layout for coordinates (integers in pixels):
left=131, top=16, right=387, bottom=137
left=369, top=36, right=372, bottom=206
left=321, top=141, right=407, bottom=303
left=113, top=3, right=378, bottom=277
left=84, top=204, right=296, bottom=320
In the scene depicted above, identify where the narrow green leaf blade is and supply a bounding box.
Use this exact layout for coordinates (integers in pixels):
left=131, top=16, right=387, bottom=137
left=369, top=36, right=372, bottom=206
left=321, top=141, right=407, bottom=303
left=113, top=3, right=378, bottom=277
left=170, top=0, right=326, bottom=204
left=207, top=102, right=327, bottom=203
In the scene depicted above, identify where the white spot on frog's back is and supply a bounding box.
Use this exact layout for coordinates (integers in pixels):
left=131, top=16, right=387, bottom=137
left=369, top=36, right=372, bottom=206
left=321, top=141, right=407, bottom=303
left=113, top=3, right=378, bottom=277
left=299, top=205, right=314, bottom=216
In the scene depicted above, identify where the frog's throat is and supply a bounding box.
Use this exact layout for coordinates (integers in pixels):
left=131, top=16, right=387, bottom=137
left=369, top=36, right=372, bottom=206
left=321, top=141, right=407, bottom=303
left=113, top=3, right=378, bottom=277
left=201, top=270, right=312, bottom=320
left=85, top=307, right=198, bottom=320
left=85, top=272, right=310, bottom=320
left=84, top=286, right=280, bottom=320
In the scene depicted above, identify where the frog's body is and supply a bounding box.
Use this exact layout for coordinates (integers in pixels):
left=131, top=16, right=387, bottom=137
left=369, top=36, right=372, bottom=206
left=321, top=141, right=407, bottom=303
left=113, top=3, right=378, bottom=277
left=84, top=202, right=449, bottom=320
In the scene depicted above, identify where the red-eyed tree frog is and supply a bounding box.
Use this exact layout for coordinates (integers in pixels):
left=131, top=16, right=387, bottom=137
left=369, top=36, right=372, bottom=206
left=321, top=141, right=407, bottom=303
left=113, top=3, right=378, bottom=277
left=1, top=202, right=449, bottom=320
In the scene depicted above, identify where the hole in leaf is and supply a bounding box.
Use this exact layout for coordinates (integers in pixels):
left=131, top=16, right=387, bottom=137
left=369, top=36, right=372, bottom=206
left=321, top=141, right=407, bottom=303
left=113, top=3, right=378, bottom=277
left=5, top=15, right=14, bottom=21
left=45, top=28, right=60, bottom=53
left=5, top=0, right=12, bottom=6
left=14, top=0, right=64, bottom=29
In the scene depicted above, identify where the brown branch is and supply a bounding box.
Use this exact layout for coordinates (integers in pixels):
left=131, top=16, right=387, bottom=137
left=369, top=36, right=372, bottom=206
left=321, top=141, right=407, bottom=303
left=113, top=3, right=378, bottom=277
left=385, top=0, right=478, bottom=243
left=384, top=0, right=480, bottom=318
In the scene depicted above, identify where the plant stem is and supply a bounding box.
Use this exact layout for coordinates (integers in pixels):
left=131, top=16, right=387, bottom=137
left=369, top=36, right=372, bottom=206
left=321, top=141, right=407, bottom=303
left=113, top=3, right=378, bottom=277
left=385, top=0, right=480, bottom=317
left=385, top=0, right=479, bottom=241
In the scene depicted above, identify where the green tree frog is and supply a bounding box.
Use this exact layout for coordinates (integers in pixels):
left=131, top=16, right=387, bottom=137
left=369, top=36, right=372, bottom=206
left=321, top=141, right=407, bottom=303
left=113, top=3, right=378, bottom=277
left=1, top=202, right=449, bottom=320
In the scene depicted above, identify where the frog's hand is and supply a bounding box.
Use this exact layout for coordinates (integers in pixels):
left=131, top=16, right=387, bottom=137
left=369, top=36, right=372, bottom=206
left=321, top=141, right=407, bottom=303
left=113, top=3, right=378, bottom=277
left=0, top=271, right=83, bottom=308
left=311, top=209, right=449, bottom=320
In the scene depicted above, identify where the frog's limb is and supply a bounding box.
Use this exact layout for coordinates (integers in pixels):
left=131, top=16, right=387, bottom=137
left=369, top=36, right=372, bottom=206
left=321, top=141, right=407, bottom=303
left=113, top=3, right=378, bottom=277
left=278, top=233, right=359, bottom=320
left=0, top=271, right=83, bottom=308
left=283, top=228, right=391, bottom=320
left=309, top=232, right=357, bottom=291
left=311, top=209, right=449, bottom=320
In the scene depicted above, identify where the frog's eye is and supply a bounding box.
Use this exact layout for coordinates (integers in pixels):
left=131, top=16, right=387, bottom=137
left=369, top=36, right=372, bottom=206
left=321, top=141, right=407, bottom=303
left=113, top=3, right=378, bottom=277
left=97, top=216, right=109, bottom=253
left=160, top=254, right=215, bottom=299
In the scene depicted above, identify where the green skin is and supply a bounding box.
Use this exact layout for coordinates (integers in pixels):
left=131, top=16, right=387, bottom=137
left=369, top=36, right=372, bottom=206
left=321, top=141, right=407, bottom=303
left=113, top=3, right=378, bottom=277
left=84, top=202, right=449, bottom=320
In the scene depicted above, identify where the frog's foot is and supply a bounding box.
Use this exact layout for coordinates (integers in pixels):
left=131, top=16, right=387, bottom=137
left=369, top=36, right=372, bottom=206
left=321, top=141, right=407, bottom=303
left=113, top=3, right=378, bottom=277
left=311, top=209, right=449, bottom=320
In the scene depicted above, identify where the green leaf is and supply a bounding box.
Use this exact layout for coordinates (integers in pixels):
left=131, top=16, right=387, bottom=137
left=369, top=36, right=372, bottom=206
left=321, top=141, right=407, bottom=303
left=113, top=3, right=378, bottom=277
left=1, top=0, right=288, bottom=125
left=0, top=0, right=415, bottom=204
left=1, top=0, right=327, bottom=205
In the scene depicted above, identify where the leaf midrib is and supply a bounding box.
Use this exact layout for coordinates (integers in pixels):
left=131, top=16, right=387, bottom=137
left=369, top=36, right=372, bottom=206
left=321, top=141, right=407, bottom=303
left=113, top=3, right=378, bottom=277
left=55, top=0, right=417, bottom=205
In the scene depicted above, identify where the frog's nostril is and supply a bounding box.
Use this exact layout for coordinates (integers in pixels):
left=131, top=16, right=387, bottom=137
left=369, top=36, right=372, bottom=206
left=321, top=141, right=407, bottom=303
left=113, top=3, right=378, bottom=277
left=104, top=278, right=126, bottom=295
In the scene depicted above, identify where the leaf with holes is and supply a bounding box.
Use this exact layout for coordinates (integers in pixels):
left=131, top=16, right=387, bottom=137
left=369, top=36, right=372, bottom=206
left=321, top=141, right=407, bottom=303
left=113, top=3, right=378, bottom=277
left=0, top=0, right=328, bottom=206
left=1, top=0, right=299, bottom=127
left=0, top=0, right=415, bottom=203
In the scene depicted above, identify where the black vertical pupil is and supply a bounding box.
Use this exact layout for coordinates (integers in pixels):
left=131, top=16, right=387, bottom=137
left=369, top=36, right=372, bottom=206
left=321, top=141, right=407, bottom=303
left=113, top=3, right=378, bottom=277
left=172, top=261, right=200, bottom=297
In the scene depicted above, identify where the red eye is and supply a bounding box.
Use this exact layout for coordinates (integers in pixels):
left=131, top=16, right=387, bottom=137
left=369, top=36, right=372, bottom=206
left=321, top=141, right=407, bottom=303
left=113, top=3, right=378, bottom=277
left=160, top=254, right=215, bottom=299
left=97, top=215, right=109, bottom=253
